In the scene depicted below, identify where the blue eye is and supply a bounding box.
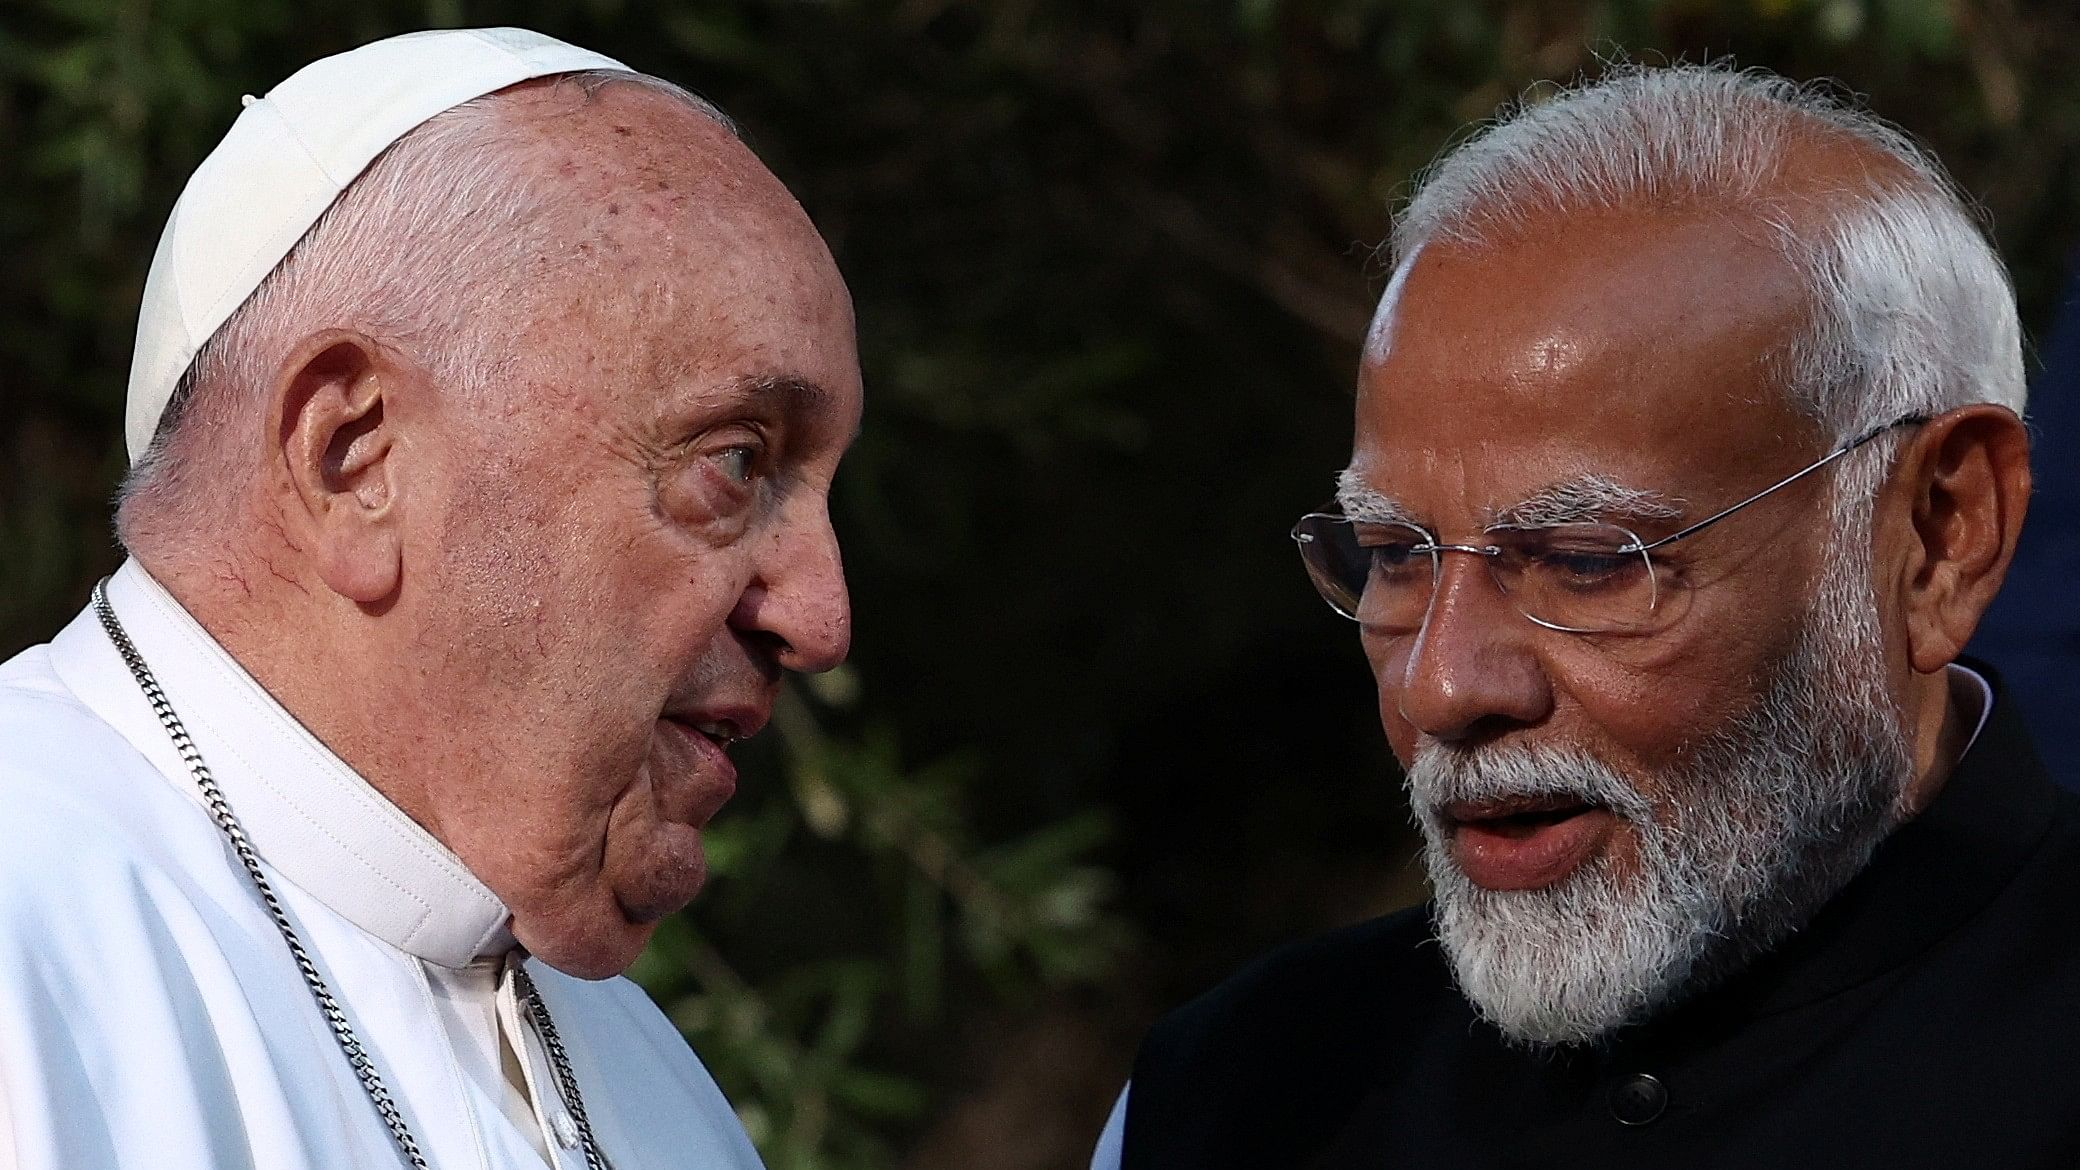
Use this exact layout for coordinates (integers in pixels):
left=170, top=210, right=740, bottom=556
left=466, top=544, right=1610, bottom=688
left=713, top=446, right=755, bottom=484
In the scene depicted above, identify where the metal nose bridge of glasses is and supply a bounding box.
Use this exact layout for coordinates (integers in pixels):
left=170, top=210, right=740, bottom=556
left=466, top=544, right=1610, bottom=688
left=1292, top=412, right=1929, bottom=625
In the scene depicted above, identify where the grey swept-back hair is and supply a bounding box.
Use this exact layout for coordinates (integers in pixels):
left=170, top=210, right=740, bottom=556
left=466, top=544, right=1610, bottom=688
left=1389, top=63, right=2025, bottom=521
left=115, top=70, right=737, bottom=555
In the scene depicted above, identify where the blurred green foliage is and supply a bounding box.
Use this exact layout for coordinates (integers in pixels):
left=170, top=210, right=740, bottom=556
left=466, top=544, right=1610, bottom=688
left=4, top=1, right=2077, bottom=1166
left=630, top=674, right=1124, bottom=1168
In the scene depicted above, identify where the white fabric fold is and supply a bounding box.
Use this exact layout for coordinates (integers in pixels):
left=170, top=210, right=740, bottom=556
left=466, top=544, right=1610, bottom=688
left=0, top=563, right=765, bottom=1169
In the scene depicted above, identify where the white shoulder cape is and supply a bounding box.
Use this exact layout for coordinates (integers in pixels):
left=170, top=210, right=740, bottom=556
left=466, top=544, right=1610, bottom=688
left=0, top=593, right=764, bottom=1170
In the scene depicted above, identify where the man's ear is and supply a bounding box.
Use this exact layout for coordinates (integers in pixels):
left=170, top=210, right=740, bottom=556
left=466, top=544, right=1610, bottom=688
left=269, top=330, right=409, bottom=605
left=1892, top=403, right=2031, bottom=673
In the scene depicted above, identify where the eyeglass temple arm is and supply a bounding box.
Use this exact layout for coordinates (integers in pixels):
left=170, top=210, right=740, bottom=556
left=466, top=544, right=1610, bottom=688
left=1628, top=413, right=1930, bottom=554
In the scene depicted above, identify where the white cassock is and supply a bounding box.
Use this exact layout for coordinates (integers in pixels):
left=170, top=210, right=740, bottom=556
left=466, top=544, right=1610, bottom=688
left=0, top=560, right=765, bottom=1169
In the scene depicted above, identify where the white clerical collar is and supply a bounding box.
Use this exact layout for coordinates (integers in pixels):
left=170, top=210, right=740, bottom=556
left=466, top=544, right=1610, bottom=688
left=48, top=559, right=511, bottom=968
left=1949, top=661, right=1994, bottom=755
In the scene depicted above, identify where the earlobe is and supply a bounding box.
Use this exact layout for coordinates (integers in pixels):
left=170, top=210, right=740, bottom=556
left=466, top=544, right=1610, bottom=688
left=1899, top=405, right=2030, bottom=674
left=271, top=331, right=407, bottom=605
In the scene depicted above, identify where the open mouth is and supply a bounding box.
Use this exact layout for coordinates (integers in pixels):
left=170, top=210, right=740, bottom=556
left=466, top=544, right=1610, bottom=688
left=668, top=717, right=742, bottom=752
left=1449, top=796, right=1596, bottom=834
left=1441, top=796, right=1615, bottom=891
left=655, top=718, right=743, bottom=822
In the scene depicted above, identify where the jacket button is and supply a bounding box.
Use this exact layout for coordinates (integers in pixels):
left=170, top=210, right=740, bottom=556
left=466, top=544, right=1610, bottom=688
left=1608, top=1073, right=1667, bottom=1126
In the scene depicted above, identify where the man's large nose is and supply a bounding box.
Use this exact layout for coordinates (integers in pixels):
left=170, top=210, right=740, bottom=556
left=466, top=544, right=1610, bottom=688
left=1387, top=554, right=1551, bottom=742
left=732, top=500, right=852, bottom=674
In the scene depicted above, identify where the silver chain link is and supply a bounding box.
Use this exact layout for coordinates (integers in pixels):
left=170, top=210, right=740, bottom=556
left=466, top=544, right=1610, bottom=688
left=513, top=965, right=612, bottom=1170
left=94, top=581, right=611, bottom=1170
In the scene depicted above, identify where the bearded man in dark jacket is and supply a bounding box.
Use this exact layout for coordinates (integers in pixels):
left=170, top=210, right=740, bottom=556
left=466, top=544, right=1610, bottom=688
left=1093, top=63, right=2072, bottom=1169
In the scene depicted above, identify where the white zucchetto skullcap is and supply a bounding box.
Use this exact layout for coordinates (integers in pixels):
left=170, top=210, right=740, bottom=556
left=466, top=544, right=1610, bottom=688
left=124, top=27, right=631, bottom=463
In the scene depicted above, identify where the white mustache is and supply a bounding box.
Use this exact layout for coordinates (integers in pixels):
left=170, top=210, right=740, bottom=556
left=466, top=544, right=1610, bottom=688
left=1405, top=740, right=1658, bottom=830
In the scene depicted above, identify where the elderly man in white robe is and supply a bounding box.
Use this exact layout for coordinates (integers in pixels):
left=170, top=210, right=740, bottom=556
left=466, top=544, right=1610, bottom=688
left=0, top=27, right=859, bottom=1170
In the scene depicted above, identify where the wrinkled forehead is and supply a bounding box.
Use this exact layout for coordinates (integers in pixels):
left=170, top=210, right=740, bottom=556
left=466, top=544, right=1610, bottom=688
left=1348, top=212, right=1821, bottom=530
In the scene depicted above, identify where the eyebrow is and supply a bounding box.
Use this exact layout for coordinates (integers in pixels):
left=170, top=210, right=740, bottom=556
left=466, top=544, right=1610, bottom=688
left=1334, top=469, right=1682, bottom=529
left=731, top=373, right=832, bottom=416
left=1489, top=475, right=1682, bottom=528
left=728, top=373, right=862, bottom=445
left=1334, top=471, right=1420, bottom=524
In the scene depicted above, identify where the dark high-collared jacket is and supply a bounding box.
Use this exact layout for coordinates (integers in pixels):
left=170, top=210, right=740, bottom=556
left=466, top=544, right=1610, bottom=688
left=1122, top=689, right=2080, bottom=1168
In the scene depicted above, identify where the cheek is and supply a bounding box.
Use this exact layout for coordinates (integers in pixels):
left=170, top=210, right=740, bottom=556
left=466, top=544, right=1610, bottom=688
left=1543, top=604, right=1804, bottom=772
left=1557, top=664, right=1720, bottom=765
left=578, top=479, right=754, bottom=621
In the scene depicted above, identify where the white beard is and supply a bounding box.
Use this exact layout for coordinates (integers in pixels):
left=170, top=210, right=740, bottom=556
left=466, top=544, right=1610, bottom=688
left=1406, top=540, right=1914, bottom=1050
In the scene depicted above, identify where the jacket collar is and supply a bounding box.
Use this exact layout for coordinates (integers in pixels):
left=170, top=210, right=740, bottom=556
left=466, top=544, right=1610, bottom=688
left=47, top=559, right=512, bottom=968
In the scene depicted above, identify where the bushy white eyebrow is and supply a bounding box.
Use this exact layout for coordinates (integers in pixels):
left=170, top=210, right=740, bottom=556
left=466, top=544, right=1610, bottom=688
left=1334, top=470, right=1419, bottom=524
left=1333, top=469, right=1681, bottom=530
left=1490, top=475, right=1683, bottom=528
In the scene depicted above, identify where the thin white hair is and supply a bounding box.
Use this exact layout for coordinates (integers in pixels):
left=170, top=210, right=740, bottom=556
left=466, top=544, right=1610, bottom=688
left=1391, top=63, right=2025, bottom=523
left=115, top=70, right=736, bottom=554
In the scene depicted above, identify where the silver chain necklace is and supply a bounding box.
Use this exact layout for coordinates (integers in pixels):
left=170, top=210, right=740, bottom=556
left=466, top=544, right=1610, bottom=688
left=93, top=581, right=612, bottom=1170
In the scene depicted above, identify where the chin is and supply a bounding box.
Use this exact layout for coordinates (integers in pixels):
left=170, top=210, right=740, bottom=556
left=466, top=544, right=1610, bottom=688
left=612, top=824, right=712, bottom=918
left=507, top=828, right=710, bottom=979
left=511, top=909, right=657, bottom=981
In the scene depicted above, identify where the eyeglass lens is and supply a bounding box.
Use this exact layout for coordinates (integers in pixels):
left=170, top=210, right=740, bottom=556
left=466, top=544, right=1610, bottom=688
left=1292, top=516, right=1667, bottom=634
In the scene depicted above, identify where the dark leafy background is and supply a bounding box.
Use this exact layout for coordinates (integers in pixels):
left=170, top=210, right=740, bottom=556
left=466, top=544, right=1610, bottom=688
left=4, top=2, right=2076, bottom=1166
